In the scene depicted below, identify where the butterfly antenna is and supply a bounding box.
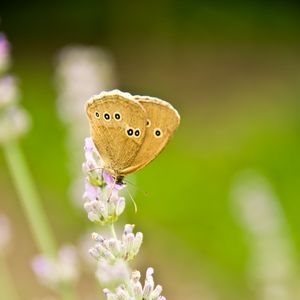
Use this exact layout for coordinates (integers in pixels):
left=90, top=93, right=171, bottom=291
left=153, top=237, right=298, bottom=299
left=123, top=179, right=149, bottom=197
left=126, top=188, right=138, bottom=213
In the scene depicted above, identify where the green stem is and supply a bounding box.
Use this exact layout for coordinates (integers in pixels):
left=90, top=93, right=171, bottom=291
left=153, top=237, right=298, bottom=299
left=110, top=223, right=117, bottom=240
left=0, top=254, right=20, bottom=300
left=60, top=284, right=79, bottom=300
left=3, top=140, right=56, bottom=257
left=3, top=140, right=79, bottom=300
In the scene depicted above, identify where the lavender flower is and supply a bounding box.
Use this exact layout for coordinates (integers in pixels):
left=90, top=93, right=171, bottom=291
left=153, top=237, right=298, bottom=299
left=231, top=170, right=299, bottom=300
left=0, top=35, right=30, bottom=144
left=32, top=245, right=79, bottom=289
left=83, top=137, right=126, bottom=224
left=55, top=46, right=117, bottom=206
left=56, top=46, right=116, bottom=123
left=0, top=106, right=30, bottom=143
left=0, top=76, right=19, bottom=108
left=90, top=225, right=143, bottom=263
left=0, top=34, right=10, bottom=73
left=103, top=268, right=166, bottom=300
left=1, top=32, right=78, bottom=300
left=82, top=135, right=167, bottom=299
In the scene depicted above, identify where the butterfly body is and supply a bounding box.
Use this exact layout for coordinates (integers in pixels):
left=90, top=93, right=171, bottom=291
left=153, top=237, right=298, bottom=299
left=86, top=90, right=180, bottom=181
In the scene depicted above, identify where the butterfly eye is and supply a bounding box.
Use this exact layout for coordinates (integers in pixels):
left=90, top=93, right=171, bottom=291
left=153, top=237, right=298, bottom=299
left=134, top=129, right=141, bottom=137
left=104, top=112, right=111, bottom=121
left=126, top=128, right=134, bottom=137
left=114, top=112, right=122, bottom=121
left=154, top=128, right=163, bottom=138
left=95, top=111, right=100, bottom=119
left=146, top=119, right=151, bottom=127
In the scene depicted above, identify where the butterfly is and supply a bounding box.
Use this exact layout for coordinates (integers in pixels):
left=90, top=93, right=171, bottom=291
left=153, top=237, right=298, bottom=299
left=85, top=90, right=180, bottom=184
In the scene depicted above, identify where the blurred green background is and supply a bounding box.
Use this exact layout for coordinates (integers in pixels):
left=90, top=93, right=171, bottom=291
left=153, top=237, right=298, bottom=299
left=1, top=1, right=300, bottom=299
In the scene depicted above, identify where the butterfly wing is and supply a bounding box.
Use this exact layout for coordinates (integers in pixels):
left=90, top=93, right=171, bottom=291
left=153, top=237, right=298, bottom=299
left=86, top=90, right=147, bottom=176
left=121, top=96, right=180, bottom=175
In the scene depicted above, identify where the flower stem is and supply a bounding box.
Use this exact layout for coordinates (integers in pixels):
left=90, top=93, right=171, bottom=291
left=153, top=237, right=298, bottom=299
left=3, top=140, right=79, bottom=300
left=60, top=284, right=79, bottom=300
left=3, top=140, right=57, bottom=257
left=0, top=254, right=20, bottom=300
left=110, top=223, right=117, bottom=240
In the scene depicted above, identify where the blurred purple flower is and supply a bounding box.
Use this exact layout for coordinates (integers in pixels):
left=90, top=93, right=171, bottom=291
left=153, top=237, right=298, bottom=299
left=0, top=106, right=31, bottom=144
left=0, top=34, right=10, bottom=73
left=32, top=245, right=79, bottom=289
left=0, top=34, right=30, bottom=144
left=32, top=255, right=52, bottom=278
left=0, top=34, right=10, bottom=53
left=0, top=214, right=12, bottom=253
left=0, top=76, right=19, bottom=108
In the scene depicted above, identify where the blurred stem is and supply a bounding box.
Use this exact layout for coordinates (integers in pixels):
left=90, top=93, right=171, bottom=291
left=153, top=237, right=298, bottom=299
left=3, top=140, right=56, bottom=257
left=60, top=285, right=79, bottom=300
left=0, top=254, right=20, bottom=300
left=3, top=140, right=79, bottom=300
left=110, top=223, right=117, bottom=239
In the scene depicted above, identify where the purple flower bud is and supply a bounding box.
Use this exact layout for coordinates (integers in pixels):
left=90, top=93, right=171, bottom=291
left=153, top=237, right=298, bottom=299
left=146, top=267, right=154, bottom=278
left=151, top=285, right=163, bottom=298
left=131, top=270, right=141, bottom=282
left=102, top=171, right=114, bottom=186
left=83, top=181, right=101, bottom=201
left=84, top=137, right=95, bottom=153
left=116, top=198, right=125, bottom=216
left=124, top=224, right=134, bottom=235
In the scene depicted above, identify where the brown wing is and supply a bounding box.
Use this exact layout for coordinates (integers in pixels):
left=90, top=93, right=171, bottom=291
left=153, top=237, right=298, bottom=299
left=121, top=95, right=180, bottom=175
left=86, top=90, right=146, bottom=176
